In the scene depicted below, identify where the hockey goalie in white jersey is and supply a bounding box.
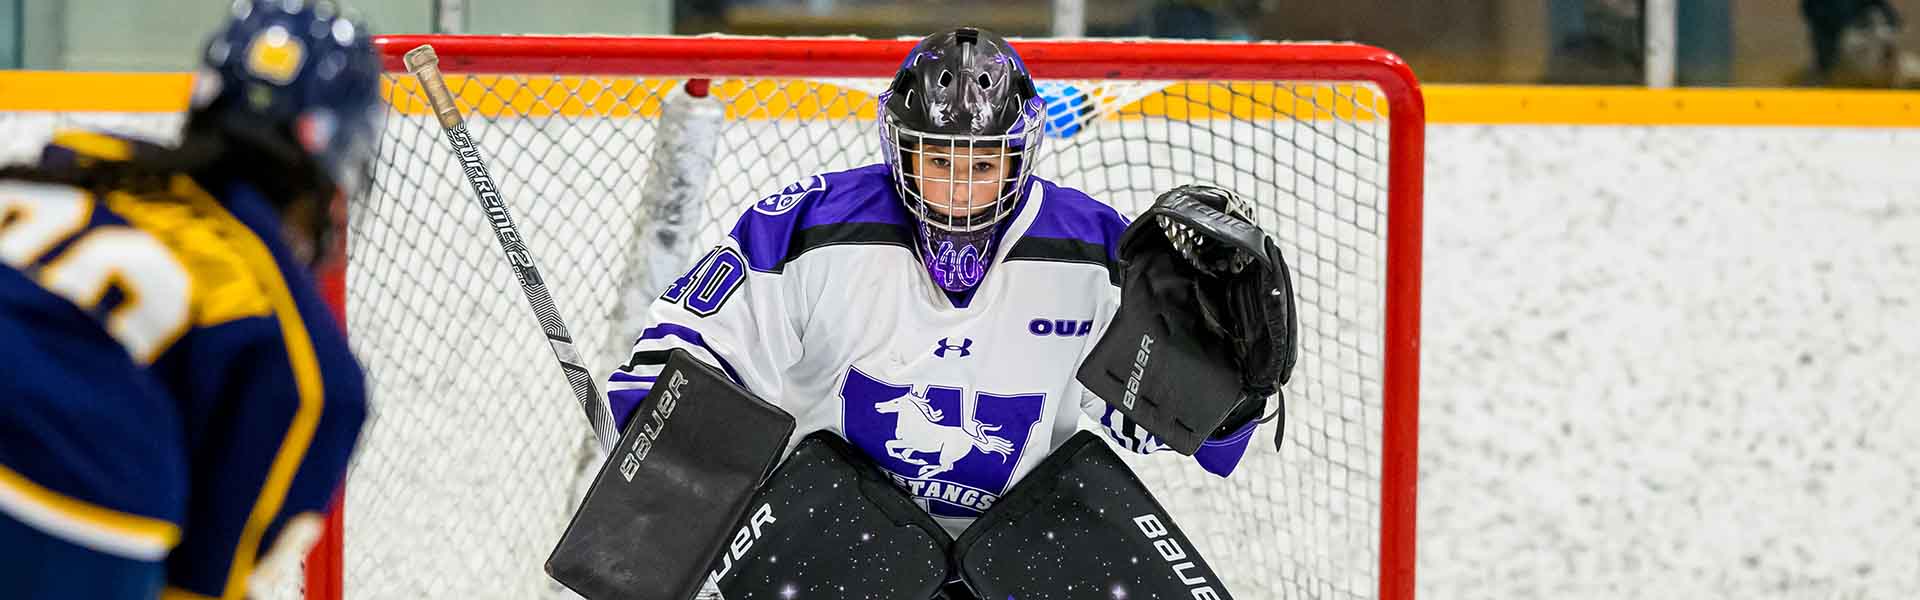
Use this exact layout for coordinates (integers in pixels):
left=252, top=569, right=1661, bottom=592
left=592, top=27, right=1294, bottom=600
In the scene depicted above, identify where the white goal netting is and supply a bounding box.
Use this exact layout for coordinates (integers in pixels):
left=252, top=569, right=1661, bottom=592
left=338, top=43, right=1413, bottom=600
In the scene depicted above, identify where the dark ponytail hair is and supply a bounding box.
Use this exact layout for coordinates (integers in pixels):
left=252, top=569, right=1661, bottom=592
left=1, top=111, right=332, bottom=210
left=0, top=129, right=214, bottom=199
left=1, top=114, right=339, bottom=266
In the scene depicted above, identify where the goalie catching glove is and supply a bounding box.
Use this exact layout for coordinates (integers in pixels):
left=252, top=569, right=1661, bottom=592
left=1076, top=184, right=1298, bottom=455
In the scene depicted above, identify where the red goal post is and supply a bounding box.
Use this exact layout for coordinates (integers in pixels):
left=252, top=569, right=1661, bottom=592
left=310, top=34, right=1422, bottom=600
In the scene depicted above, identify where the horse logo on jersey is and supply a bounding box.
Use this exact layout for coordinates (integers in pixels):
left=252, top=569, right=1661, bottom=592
left=841, top=366, right=1045, bottom=518
left=752, top=174, right=825, bottom=216
left=874, top=391, right=1013, bottom=479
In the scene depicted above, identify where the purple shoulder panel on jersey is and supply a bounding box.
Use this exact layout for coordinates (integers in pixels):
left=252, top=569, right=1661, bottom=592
left=726, top=164, right=916, bottom=273
left=1003, top=178, right=1129, bottom=284
left=1018, top=178, right=1129, bottom=250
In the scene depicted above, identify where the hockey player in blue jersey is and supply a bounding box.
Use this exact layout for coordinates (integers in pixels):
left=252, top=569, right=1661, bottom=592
left=0, top=2, right=378, bottom=598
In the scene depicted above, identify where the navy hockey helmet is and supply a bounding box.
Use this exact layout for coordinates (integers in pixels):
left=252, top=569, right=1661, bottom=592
left=878, top=27, right=1046, bottom=293
left=190, top=0, right=383, bottom=201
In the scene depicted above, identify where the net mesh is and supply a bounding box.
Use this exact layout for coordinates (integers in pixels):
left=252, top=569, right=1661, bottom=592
left=338, top=68, right=1393, bottom=599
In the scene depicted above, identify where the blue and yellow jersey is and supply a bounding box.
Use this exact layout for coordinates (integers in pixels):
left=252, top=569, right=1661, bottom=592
left=0, top=131, right=367, bottom=599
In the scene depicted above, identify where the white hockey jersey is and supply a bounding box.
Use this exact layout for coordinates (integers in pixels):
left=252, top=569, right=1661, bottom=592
left=608, top=164, right=1254, bottom=535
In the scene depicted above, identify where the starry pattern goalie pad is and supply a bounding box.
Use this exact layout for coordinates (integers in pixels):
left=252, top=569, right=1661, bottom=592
left=712, top=431, right=952, bottom=600
left=952, top=431, right=1233, bottom=600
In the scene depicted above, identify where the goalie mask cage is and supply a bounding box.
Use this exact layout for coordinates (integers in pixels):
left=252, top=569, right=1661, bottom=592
left=303, top=34, right=1422, bottom=600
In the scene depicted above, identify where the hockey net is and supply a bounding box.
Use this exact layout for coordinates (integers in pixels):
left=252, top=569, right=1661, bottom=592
left=309, top=35, right=1422, bottom=600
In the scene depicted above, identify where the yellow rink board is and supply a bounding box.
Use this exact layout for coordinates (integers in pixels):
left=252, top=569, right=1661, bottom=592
left=3, top=71, right=1919, bottom=127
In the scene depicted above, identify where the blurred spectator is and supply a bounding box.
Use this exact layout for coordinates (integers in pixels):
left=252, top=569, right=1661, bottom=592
left=1799, top=0, right=1920, bottom=87
left=676, top=0, right=729, bottom=33
left=1543, top=0, right=1643, bottom=85
left=1135, top=0, right=1259, bottom=40
left=1144, top=0, right=1222, bottom=38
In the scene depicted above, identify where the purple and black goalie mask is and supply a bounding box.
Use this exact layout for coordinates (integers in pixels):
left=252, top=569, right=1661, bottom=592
left=878, top=27, right=1045, bottom=293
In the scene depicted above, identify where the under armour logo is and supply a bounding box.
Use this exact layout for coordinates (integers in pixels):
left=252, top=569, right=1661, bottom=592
left=934, top=337, right=973, bottom=358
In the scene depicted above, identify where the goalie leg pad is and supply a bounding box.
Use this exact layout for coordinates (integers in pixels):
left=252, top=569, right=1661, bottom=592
left=546, top=348, right=796, bottom=600
left=952, top=431, right=1234, bottom=600
left=712, top=430, right=953, bottom=600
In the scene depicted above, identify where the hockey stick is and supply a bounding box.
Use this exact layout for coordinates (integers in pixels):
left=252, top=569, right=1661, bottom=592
left=405, top=45, right=620, bottom=453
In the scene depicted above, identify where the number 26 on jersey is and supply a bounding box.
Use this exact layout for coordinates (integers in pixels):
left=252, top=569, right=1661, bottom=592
left=0, top=182, right=191, bottom=363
